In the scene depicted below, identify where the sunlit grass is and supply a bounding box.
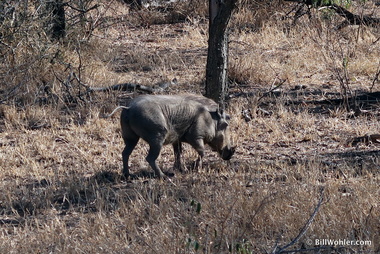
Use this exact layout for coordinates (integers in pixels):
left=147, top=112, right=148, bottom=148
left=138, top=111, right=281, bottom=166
left=0, top=1, right=379, bottom=253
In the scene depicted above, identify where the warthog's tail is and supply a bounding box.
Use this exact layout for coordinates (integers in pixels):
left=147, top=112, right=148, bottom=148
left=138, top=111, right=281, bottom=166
left=102, top=106, right=130, bottom=119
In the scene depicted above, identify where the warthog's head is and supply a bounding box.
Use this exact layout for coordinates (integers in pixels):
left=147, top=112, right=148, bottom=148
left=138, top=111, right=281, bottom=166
left=209, top=110, right=236, bottom=160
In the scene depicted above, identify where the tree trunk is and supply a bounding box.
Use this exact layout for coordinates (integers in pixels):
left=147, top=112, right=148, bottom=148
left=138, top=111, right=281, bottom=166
left=46, top=0, right=66, bottom=41
left=205, top=0, right=237, bottom=107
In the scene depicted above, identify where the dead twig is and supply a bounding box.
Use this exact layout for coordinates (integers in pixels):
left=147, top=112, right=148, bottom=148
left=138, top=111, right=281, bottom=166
left=257, top=77, right=287, bottom=104
left=370, top=61, right=380, bottom=92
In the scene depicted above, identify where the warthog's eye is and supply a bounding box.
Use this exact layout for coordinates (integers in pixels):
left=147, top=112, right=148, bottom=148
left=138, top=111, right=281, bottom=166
left=218, top=120, right=228, bottom=130
left=215, top=133, right=225, bottom=146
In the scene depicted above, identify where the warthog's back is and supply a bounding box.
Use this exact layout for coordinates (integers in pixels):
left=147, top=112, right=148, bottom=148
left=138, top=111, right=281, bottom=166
left=127, top=95, right=216, bottom=120
left=129, top=94, right=216, bottom=109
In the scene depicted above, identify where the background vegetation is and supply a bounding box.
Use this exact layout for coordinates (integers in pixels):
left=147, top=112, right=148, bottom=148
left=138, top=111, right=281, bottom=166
left=0, top=0, right=379, bottom=253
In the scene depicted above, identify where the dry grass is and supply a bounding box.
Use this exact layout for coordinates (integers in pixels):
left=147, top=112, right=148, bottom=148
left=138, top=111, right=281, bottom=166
left=0, top=1, right=380, bottom=253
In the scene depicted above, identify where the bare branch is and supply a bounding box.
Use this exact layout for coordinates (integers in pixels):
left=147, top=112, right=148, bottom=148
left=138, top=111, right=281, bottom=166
left=284, top=1, right=380, bottom=28
left=257, top=78, right=288, bottom=104
left=66, top=3, right=99, bottom=14
left=329, top=4, right=380, bottom=28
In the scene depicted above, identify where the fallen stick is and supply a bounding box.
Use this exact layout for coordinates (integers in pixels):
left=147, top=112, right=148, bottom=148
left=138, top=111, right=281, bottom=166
left=79, top=78, right=177, bottom=96
left=347, top=134, right=380, bottom=147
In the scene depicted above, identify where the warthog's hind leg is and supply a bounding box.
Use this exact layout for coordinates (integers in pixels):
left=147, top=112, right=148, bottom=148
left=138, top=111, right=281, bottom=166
left=122, top=138, right=139, bottom=179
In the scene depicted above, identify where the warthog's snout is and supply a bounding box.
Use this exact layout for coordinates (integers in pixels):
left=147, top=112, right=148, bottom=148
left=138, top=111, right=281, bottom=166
left=220, top=145, right=236, bottom=160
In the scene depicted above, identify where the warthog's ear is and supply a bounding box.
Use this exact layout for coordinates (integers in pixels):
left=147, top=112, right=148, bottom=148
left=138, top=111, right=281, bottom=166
left=210, top=109, right=230, bottom=130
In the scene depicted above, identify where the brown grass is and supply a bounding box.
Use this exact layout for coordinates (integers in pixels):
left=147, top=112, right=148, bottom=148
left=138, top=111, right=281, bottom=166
left=0, top=1, right=380, bottom=253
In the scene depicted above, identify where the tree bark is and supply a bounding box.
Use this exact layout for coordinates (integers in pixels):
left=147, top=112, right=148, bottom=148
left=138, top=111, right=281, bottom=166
left=205, top=0, right=237, bottom=107
left=46, top=0, right=66, bottom=41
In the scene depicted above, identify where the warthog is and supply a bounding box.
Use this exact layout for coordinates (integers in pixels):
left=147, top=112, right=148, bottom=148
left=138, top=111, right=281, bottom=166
left=109, top=94, right=235, bottom=179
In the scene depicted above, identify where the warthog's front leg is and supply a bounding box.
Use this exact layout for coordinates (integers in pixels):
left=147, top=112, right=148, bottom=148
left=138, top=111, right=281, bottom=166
left=146, top=141, right=166, bottom=179
left=189, top=139, right=205, bottom=171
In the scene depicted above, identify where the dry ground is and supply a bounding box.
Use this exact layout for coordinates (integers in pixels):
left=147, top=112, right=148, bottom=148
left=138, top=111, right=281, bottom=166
left=0, top=1, right=380, bottom=253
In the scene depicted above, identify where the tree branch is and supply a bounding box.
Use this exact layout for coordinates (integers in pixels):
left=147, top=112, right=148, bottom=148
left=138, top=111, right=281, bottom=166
left=285, top=0, right=380, bottom=28
left=329, top=4, right=380, bottom=28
